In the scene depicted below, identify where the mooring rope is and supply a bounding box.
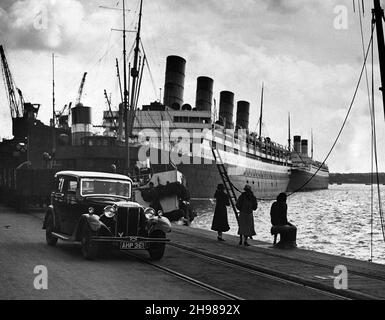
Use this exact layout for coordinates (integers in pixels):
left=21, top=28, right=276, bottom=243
left=370, top=25, right=385, bottom=245
left=287, top=22, right=375, bottom=198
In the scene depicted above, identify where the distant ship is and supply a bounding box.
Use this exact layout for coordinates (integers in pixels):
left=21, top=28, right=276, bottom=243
left=287, top=135, right=329, bottom=191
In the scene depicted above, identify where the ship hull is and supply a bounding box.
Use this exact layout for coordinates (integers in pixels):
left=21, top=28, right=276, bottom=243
left=137, top=124, right=292, bottom=200
left=150, top=132, right=291, bottom=200
left=287, top=167, right=329, bottom=192
left=178, top=163, right=289, bottom=200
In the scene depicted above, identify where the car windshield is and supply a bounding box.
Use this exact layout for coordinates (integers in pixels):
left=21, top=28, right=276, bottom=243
left=80, top=178, right=131, bottom=198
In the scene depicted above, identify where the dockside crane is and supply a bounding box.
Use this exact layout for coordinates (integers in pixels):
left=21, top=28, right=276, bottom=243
left=1, top=45, right=40, bottom=140
left=0, top=45, right=24, bottom=118
left=56, top=103, right=69, bottom=119
left=55, top=102, right=72, bottom=128
left=75, top=72, right=87, bottom=106
left=104, top=89, right=118, bottom=129
left=55, top=72, right=87, bottom=128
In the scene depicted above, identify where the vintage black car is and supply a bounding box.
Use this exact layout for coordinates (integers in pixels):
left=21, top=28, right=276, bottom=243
left=42, top=171, right=171, bottom=260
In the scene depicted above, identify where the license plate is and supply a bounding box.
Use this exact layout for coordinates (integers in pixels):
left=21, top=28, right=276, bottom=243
left=120, top=241, right=146, bottom=250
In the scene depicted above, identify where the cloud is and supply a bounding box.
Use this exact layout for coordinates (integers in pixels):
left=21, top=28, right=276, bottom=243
left=0, top=0, right=85, bottom=52
left=0, top=6, right=10, bottom=37
left=264, top=0, right=307, bottom=14
left=262, top=0, right=341, bottom=14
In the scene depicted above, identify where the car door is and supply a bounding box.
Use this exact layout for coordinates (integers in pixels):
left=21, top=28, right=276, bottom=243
left=64, top=177, right=80, bottom=235
left=52, top=176, right=66, bottom=233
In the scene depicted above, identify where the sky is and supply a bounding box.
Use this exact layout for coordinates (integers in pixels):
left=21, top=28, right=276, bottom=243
left=0, top=0, right=384, bottom=173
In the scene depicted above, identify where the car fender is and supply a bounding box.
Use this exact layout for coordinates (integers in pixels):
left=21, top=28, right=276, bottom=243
left=149, top=216, right=172, bottom=234
left=74, top=214, right=111, bottom=240
left=42, top=205, right=58, bottom=230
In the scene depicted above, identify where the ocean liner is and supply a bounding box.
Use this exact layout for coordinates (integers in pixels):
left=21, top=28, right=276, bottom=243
left=286, top=135, right=329, bottom=191
left=103, top=55, right=292, bottom=200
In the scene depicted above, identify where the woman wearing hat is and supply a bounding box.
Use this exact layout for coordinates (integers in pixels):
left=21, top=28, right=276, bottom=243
left=211, top=184, right=230, bottom=241
left=236, top=184, right=258, bottom=246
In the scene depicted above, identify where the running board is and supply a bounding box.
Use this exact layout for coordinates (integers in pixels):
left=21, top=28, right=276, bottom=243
left=51, top=232, right=72, bottom=241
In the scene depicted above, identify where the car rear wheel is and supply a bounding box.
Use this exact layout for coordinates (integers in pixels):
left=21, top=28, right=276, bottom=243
left=80, top=225, right=98, bottom=260
left=45, top=214, right=58, bottom=246
left=148, top=230, right=166, bottom=260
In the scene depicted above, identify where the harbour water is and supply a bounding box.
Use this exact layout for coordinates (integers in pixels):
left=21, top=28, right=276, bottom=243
left=191, top=184, right=385, bottom=265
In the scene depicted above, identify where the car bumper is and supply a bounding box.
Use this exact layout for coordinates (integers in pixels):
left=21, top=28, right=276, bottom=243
left=89, top=236, right=170, bottom=244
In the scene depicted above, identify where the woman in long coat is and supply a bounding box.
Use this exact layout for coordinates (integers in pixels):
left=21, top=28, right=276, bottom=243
left=211, top=184, right=230, bottom=241
left=236, top=185, right=257, bottom=246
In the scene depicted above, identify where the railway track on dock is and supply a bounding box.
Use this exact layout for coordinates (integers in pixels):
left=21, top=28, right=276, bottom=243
left=170, top=243, right=355, bottom=300
left=169, top=230, right=382, bottom=300
left=125, top=245, right=351, bottom=300
left=122, top=251, right=244, bottom=300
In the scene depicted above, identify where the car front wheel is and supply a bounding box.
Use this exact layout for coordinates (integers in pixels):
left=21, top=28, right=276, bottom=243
left=80, top=225, right=98, bottom=260
left=45, top=214, right=58, bottom=246
left=148, top=230, right=166, bottom=260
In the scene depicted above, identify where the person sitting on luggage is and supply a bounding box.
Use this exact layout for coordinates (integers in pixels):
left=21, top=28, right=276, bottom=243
left=270, top=192, right=297, bottom=248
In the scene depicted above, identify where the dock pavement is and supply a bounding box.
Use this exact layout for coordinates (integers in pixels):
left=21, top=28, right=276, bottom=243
left=169, top=224, right=385, bottom=300
left=1, top=205, right=384, bottom=300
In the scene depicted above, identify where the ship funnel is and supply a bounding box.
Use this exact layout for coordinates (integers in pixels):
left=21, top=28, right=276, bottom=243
left=219, top=91, right=234, bottom=129
left=236, top=100, right=250, bottom=130
left=293, top=135, right=301, bottom=154
left=71, top=104, right=92, bottom=145
left=301, top=139, right=308, bottom=157
left=163, top=55, right=186, bottom=110
left=195, top=76, right=213, bottom=112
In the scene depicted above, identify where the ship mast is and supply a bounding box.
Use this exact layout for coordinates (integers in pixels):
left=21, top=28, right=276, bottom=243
left=51, top=53, right=56, bottom=163
left=52, top=53, right=55, bottom=127
left=288, top=112, right=291, bottom=151
left=311, top=129, right=314, bottom=159
left=124, top=0, right=143, bottom=175
left=122, top=0, right=129, bottom=172
left=258, top=82, right=264, bottom=140
left=373, top=0, right=385, bottom=120
left=116, top=58, right=124, bottom=140
left=129, top=0, right=143, bottom=138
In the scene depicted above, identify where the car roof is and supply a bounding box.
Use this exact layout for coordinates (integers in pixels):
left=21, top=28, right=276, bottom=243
left=55, top=171, right=132, bottom=181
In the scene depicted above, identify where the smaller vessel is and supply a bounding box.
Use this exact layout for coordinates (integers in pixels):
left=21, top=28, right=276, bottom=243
left=287, top=135, right=329, bottom=192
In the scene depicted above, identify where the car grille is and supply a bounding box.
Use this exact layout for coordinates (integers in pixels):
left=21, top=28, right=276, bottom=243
left=116, top=207, right=141, bottom=237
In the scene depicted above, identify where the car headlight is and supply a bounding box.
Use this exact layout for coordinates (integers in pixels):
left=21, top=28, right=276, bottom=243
left=103, top=205, right=116, bottom=218
left=145, top=207, right=156, bottom=219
